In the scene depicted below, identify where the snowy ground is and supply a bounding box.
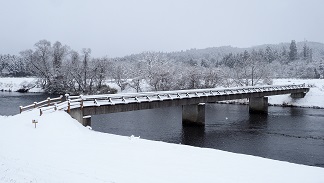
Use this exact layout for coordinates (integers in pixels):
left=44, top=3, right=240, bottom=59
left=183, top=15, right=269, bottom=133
left=1, top=110, right=324, bottom=183
left=1, top=78, right=324, bottom=182
left=268, top=79, right=324, bottom=108
left=0, top=77, right=42, bottom=92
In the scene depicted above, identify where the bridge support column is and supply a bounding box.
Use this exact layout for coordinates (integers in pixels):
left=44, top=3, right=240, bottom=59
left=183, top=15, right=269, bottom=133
left=249, top=97, right=268, bottom=114
left=83, top=116, right=92, bottom=127
left=182, top=103, right=205, bottom=126
left=291, top=92, right=306, bottom=98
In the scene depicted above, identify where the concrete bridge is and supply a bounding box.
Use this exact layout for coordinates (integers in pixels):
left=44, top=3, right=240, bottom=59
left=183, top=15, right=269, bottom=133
left=19, top=84, right=310, bottom=127
left=62, top=84, right=309, bottom=127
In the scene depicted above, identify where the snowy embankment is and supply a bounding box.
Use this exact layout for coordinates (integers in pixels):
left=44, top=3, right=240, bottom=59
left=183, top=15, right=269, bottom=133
left=1, top=111, right=324, bottom=182
left=269, top=79, right=324, bottom=108
left=216, top=79, right=324, bottom=109
left=0, top=77, right=42, bottom=92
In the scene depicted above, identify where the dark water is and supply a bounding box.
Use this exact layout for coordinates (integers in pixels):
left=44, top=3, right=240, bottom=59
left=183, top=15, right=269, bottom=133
left=92, top=104, right=324, bottom=168
left=1, top=92, right=324, bottom=167
left=0, top=92, right=57, bottom=116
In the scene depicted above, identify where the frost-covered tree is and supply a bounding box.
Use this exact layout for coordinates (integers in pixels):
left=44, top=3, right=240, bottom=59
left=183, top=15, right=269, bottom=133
left=265, top=46, right=276, bottom=63
left=112, top=62, right=129, bottom=91
left=19, top=40, right=116, bottom=94
left=232, top=50, right=271, bottom=86
left=202, top=68, right=222, bottom=88
left=289, top=40, right=298, bottom=61
left=302, top=43, right=312, bottom=61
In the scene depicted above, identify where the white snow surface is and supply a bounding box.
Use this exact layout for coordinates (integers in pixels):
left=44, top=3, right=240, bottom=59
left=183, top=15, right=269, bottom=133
left=0, top=77, right=42, bottom=92
left=269, top=79, right=324, bottom=108
left=1, top=110, right=324, bottom=182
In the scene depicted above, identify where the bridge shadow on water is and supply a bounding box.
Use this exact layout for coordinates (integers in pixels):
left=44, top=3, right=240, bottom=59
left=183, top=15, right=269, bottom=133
left=181, top=125, right=206, bottom=147
left=181, top=104, right=270, bottom=148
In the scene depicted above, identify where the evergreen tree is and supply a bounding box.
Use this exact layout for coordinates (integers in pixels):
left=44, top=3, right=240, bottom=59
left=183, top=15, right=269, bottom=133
left=265, top=46, right=275, bottom=63
left=289, top=40, right=298, bottom=61
left=303, top=43, right=308, bottom=59
left=302, top=42, right=313, bottom=61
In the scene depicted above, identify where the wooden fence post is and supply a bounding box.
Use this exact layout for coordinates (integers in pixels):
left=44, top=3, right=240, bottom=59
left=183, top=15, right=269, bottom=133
left=80, top=99, right=83, bottom=109
left=67, top=100, right=71, bottom=113
left=47, top=97, right=51, bottom=106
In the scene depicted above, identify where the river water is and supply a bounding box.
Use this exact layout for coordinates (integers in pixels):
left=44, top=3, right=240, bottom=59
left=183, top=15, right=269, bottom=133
left=1, top=92, right=324, bottom=167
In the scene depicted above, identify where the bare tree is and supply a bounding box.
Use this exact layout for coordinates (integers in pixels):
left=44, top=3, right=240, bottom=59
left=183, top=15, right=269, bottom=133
left=232, top=50, right=271, bottom=86
left=112, top=62, right=129, bottom=91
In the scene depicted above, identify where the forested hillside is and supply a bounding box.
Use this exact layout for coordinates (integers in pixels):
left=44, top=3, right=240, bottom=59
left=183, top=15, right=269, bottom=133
left=1, top=40, right=324, bottom=94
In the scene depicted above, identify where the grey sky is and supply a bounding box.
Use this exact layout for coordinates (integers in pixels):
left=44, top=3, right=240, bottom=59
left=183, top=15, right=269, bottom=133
left=1, top=0, right=323, bottom=57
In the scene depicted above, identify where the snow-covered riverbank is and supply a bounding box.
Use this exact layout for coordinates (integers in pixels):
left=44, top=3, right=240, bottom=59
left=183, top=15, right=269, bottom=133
left=268, top=79, right=324, bottom=108
left=0, top=110, right=324, bottom=182
left=0, top=77, right=42, bottom=92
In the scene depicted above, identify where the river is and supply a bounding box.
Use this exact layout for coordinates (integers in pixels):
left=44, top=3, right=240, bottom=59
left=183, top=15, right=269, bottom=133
left=1, top=92, right=324, bottom=167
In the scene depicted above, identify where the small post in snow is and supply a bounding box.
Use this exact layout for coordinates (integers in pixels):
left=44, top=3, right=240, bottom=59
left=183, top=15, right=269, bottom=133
left=32, top=119, right=38, bottom=128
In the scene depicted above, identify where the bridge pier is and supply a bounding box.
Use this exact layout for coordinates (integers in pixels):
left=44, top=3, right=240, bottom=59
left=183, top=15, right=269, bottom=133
left=249, top=97, right=268, bottom=114
left=182, top=103, right=205, bottom=126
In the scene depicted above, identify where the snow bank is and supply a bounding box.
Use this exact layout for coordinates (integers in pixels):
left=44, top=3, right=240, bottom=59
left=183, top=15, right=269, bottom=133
left=269, top=79, right=324, bottom=108
left=0, top=77, right=43, bottom=92
left=0, top=111, right=323, bottom=182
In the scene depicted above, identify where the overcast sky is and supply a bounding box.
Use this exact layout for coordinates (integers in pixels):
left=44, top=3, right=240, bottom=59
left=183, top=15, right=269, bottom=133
left=1, top=0, right=323, bottom=57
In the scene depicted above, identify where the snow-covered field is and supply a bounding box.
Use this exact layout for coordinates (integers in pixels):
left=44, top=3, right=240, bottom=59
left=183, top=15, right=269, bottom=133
left=1, top=110, right=324, bottom=183
left=0, top=77, right=42, bottom=92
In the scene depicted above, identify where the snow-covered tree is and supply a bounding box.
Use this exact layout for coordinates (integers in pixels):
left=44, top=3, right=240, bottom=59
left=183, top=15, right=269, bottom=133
left=289, top=40, right=298, bottom=61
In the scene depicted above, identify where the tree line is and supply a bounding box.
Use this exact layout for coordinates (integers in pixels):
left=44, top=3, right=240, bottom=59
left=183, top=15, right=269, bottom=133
left=0, top=40, right=323, bottom=94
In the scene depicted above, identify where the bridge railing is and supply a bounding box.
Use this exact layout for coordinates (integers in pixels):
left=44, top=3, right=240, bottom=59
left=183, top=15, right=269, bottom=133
left=19, top=84, right=309, bottom=116
left=19, top=95, right=64, bottom=113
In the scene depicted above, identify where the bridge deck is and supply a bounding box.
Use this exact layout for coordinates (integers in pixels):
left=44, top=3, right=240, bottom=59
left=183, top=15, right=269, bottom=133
left=74, top=84, right=309, bottom=116
left=20, top=84, right=310, bottom=117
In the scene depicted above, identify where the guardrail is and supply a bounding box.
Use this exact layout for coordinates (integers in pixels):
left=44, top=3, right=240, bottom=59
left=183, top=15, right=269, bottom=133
left=19, top=95, right=64, bottom=113
left=19, top=84, right=309, bottom=116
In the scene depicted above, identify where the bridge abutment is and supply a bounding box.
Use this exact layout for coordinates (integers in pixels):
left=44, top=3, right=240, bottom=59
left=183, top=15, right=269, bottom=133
left=291, top=92, right=306, bottom=98
left=249, top=97, right=268, bottom=114
left=182, top=103, right=205, bottom=126
left=69, top=108, right=91, bottom=126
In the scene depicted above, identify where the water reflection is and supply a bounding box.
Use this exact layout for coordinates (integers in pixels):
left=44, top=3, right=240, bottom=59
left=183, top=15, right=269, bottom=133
left=290, top=107, right=305, bottom=116
left=248, top=113, right=268, bottom=129
left=181, top=126, right=205, bottom=146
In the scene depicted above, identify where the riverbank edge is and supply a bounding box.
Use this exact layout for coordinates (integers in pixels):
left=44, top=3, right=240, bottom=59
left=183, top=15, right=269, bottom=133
left=215, top=99, right=324, bottom=109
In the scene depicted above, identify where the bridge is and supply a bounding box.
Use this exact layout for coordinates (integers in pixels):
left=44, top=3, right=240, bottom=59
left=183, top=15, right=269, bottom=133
left=20, top=84, right=310, bottom=127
